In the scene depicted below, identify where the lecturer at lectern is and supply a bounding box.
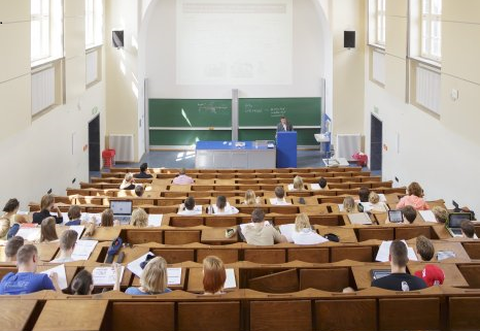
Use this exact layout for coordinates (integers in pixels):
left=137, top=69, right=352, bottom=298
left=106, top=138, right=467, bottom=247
left=276, top=116, right=293, bottom=132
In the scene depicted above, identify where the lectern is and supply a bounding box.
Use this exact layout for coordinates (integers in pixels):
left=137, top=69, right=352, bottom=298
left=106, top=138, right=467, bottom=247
left=276, top=131, right=297, bottom=168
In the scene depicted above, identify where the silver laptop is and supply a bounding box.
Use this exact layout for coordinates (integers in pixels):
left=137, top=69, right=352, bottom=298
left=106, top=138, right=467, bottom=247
left=446, top=212, right=473, bottom=237
left=110, top=200, right=133, bottom=224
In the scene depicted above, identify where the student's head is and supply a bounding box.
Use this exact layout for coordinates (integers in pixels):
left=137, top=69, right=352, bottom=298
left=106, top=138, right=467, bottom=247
left=274, top=186, right=285, bottom=199
left=59, top=229, right=78, bottom=253
left=130, top=208, right=148, bottom=227
left=140, top=163, right=148, bottom=173
left=140, top=256, right=168, bottom=294
left=461, top=220, right=475, bottom=239
left=5, top=236, right=24, bottom=262
left=123, top=173, right=134, bottom=183
left=251, top=208, right=265, bottom=223
left=216, top=196, right=227, bottom=210
left=40, top=217, right=58, bottom=242
left=101, top=208, right=114, bottom=227
left=318, top=177, right=327, bottom=189
left=16, top=244, right=38, bottom=268
left=416, top=235, right=434, bottom=261
left=3, top=198, right=19, bottom=213
left=432, top=206, right=448, bottom=224
left=67, top=205, right=81, bottom=221
left=40, top=194, right=55, bottom=211
left=135, top=185, right=145, bottom=197
left=343, top=197, right=356, bottom=213
left=294, top=213, right=311, bottom=232
left=202, top=256, right=226, bottom=294
left=358, top=187, right=370, bottom=202
left=184, top=197, right=196, bottom=211
left=179, top=168, right=186, bottom=175
left=389, top=240, right=409, bottom=268
left=71, top=270, right=94, bottom=295
left=244, top=190, right=256, bottom=205
left=402, top=206, right=417, bottom=223
left=407, top=182, right=424, bottom=198
left=293, top=176, right=304, bottom=190
left=368, top=192, right=380, bottom=204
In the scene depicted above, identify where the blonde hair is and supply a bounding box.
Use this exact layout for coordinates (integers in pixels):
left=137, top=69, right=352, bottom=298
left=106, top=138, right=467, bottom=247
left=343, top=197, right=356, bottom=213
left=40, top=194, right=54, bottom=211
left=294, top=213, right=311, bottom=232
left=293, top=176, right=304, bottom=190
left=203, top=256, right=226, bottom=294
left=432, top=206, right=448, bottom=224
left=40, top=217, right=58, bottom=242
left=140, top=256, right=168, bottom=293
left=368, top=192, right=380, bottom=204
left=130, top=208, right=148, bottom=227
left=244, top=190, right=256, bottom=205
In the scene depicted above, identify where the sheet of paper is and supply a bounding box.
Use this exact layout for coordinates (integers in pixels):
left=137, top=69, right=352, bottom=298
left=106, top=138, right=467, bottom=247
left=378, top=194, right=387, bottom=202
left=82, top=213, right=102, bottom=224
left=338, top=204, right=344, bottom=212
left=269, top=198, right=291, bottom=205
left=127, top=252, right=155, bottom=278
left=40, top=264, right=68, bottom=290
left=71, top=239, right=98, bottom=261
left=419, top=210, right=436, bottom=223
left=287, top=184, right=294, bottom=191
left=16, top=227, right=41, bottom=241
left=148, top=214, right=163, bottom=227
left=167, top=267, right=182, bottom=285
left=279, top=223, right=295, bottom=242
left=310, top=183, right=321, bottom=190
left=69, top=225, right=85, bottom=239
left=375, top=240, right=418, bottom=262
left=92, top=265, right=125, bottom=286
left=347, top=213, right=372, bottom=225
left=359, top=202, right=373, bottom=212
left=224, top=268, right=237, bottom=289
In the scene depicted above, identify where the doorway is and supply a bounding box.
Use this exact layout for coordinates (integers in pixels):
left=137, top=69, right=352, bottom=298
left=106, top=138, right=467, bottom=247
left=370, top=114, right=382, bottom=172
left=88, top=115, right=100, bottom=172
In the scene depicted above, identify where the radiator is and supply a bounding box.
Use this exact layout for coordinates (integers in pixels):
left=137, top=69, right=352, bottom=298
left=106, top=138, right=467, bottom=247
left=109, top=134, right=134, bottom=162
left=31, top=66, right=55, bottom=116
left=336, top=134, right=362, bottom=161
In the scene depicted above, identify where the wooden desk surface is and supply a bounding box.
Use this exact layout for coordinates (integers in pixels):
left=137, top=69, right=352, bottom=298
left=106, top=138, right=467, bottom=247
left=33, top=299, right=108, bottom=331
left=201, top=228, right=238, bottom=245
left=315, top=226, right=358, bottom=243
left=131, top=267, right=186, bottom=291
left=432, top=241, right=471, bottom=261
left=0, top=246, right=6, bottom=262
left=351, top=264, right=390, bottom=290
left=0, top=299, right=38, bottom=331
left=84, top=226, right=122, bottom=242
left=186, top=267, right=239, bottom=293
left=407, top=262, right=469, bottom=287
left=36, top=243, right=60, bottom=262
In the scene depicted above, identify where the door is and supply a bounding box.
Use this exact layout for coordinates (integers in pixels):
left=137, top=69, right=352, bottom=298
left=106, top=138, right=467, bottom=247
left=370, top=114, right=382, bottom=172
left=88, top=115, right=100, bottom=171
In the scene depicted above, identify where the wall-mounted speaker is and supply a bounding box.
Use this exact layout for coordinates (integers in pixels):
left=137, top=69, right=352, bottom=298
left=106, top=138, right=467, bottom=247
left=112, top=30, right=124, bottom=48
left=344, top=31, right=356, bottom=48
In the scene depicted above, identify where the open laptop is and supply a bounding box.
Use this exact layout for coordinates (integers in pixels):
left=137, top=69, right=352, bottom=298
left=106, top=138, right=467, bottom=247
left=446, top=212, right=473, bottom=237
left=388, top=210, right=404, bottom=223
left=109, top=200, right=133, bottom=224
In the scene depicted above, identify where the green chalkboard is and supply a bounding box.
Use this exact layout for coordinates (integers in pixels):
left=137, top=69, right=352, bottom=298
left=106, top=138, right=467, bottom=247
left=149, top=99, right=232, bottom=127
left=239, top=98, right=321, bottom=127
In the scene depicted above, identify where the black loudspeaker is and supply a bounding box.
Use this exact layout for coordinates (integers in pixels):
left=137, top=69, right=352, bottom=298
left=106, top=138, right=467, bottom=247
left=112, top=30, right=124, bottom=48
left=344, top=31, right=356, bottom=48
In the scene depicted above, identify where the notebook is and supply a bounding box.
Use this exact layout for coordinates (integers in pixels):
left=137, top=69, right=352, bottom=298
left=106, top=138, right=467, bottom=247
left=446, top=212, right=473, bottom=237
left=110, top=200, right=133, bottom=224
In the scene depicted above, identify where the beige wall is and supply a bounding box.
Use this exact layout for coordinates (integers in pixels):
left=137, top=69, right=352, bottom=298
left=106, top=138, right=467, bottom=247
left=0, top=0, right=106, bottom=209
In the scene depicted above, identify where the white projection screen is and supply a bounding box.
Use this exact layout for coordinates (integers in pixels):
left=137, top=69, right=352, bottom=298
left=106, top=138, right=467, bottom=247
left=176, top=0, right=293, bottom=85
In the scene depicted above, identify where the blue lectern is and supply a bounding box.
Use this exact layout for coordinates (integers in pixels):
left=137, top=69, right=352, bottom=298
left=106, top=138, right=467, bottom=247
left=276, top=131, right=297, bottom=168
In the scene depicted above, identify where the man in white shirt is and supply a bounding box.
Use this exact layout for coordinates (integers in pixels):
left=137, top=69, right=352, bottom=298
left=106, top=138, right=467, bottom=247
left=50, top=230, right=78, bottom=263
left=177, top=196, right=202, bottom=215
left=213, top=195, right=239, bottom=215
left=270, top=186, right=291, bottom=205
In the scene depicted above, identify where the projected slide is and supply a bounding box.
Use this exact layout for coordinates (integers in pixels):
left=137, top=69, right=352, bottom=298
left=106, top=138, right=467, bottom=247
left=177, top=0, right=293, bottom=85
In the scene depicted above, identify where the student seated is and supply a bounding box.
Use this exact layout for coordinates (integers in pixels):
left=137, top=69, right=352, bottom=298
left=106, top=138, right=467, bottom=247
left=5, top=236, right=24, bottom=263
left=100, top=208, right=119, bottom=227
left=120, top=173, right=136, bottom=190
left=244, top=190, right=259, bottom=205
left=290, top=176, right=304, bottom=191
left=203, top=256, right=226, bottom=295
left=371, top=240, right=427, bottom=291
left=133, top=162, right=153, bottom=179
left=416, top=235, right=434, bottom=261
left=213, top=196, right=239, bottom=215
left=130, top=208, right=149, bottom=227
left=177, top=197, right=201, bottom=215
left=432, top=206, right=448, bottom=224
left=242, top=208, right=287, bottom=246
left=0, top=244, right=61, bottom=295
left=358, top=187, right=371, bottom=203
left=172, top=168, right=194, bottom=185
left=270, top=186, right=290, bottom=205
left=401, top=206, right=417, bottom=224
left=70, top=265, right=120, bottom=295
left=318, top=177, right=328, bottom=189
left=0, top=198, right=20, bottom=239
left=342, top=197, right=357, bottom=213
left=32, top=194, right=63, bottom=224
left=396, top=182, right=429, bottom=210
left=414, top=264, right=445, bottom=287
left=292, top=213, right=327, bottom=245
left=461, top=220, right=476, bottom=239
left=125, top=257, right=171, bottom=295
left=50, top=230, right=78, bottom=263
left=369, top=192, right=388, bottom=212
left=39, top=217, right=59, bottom=243
left=134, top=185, right=145, bottom=197
left=65, top=205, right=82, bottom=226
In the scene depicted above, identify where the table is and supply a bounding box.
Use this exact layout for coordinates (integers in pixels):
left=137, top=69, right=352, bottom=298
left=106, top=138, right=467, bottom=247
left=201, top=228, right=239, bottom=245
left=322, top=158, right=350, bottom=167
left=195, top=141, right=276, bottom=169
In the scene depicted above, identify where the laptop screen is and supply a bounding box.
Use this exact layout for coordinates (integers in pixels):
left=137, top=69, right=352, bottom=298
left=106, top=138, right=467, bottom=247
left=388, top=210, right=403, bottom=223
left=371, top=269, right=391, bottom=281
left=110, top=200, right=133, bottom=216
left=448, top=212, right=473, bottom=228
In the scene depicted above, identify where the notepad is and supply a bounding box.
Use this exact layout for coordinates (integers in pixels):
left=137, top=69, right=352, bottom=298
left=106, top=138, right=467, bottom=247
left=269, top=198, right=291, bottom=205
left=127, top=252, right=155, bottom=277
left=419, top=210, right=436, bottom=223
left=16, top=227, right=41, bottom=241
left=40, top=264, right=68, bottom=290
left=375, top=240, right=418, bottom=262
left=69, top=225, right=85, bottom=239
left=148, top=214, right=163, bottom=227
left=71, top=240, right=98, bottom=261
left=310, top=184, right=321, bottom=190
left=347, top=213, right=372, bottom=225
left=279, top=223, right=295, bottom=242
left=167, top=268, right=182, bottom=285
left=92, top=265, right=125, bottom=286
left=224, top=268, right=237, bottom=289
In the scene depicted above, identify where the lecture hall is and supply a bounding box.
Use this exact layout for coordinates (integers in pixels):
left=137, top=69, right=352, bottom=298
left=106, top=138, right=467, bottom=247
left=1, top=0, right=480, bottom=330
